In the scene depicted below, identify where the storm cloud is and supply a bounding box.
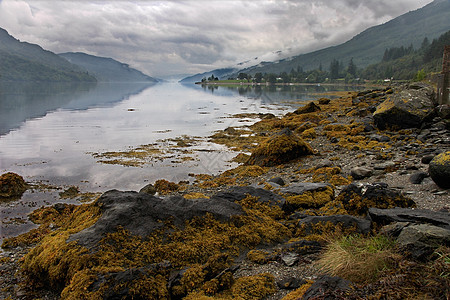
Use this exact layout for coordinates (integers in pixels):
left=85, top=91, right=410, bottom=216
left=0, top=0, right=432, bottom=78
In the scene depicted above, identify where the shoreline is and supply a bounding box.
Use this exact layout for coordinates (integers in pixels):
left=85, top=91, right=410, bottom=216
left=1, top=83, right=449, bottom=299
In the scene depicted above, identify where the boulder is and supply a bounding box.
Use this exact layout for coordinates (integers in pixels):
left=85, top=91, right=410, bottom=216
left=336, top=183, right=415, bottom=216
left=302, top=275, right=352, bottom=300
left=246, top=128, right=314, bottom=167
left=368, top=207, right=450, bottom=230
left=373, top=85, right=435, bottom=130
left=69, top=189, right=244, bottom=248
left=293, top=101, right=321, bottom=114
left=0, top=172, right=27, bottom=200
left=428, top=151, right=450, bottom=188
left=397, top=224, right=450, bottom=260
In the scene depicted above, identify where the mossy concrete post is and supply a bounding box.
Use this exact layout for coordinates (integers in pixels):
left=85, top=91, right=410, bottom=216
left=437, top=45, right=450, bottom=105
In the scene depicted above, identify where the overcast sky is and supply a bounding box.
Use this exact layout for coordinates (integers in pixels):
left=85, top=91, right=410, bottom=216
left=0, top=0, right=433, bottom=78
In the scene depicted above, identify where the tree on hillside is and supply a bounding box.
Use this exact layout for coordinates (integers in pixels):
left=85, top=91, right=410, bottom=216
left=254, top=72, right=263, bottom=83
left=238, top=72, right=248, bottom=80
left=330, top=59, right=340, bottom=79
left=347, top=58, right=357, bottom=77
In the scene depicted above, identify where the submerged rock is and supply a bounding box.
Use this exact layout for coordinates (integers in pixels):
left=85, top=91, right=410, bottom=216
left=246, top=128, right=314, bottom=167
left=373, top=84, right=435, bottom=130
left=428, top=151, right=450, bottom=188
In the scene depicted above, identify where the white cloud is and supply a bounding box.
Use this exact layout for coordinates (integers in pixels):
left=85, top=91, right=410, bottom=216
left=0, top=0, right=433, bottom=77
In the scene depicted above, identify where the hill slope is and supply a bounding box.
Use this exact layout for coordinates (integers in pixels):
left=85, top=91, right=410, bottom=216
left=0, top=28, right=96, bottom=82
left=234, top=0, right=450, bottom=76
left=59, top=52, right=158, bottom=83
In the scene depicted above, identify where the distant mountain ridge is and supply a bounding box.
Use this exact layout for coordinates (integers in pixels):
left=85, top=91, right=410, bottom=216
left=0, top=28, right=96, bottom=82
left=179, top=68, right=237, bottom=83
left=183, top=0, right=450, bottom=81
left=59, top=52, right=158, bottom=83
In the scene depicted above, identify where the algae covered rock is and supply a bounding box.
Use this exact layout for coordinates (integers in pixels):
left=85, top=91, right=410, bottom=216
left=429, top=151, right=450, bottom=188
left=69, top=189, right=244, bottom=247
left=373, top=85, right=435, bottom=130
left=247, top=128, right=314, bottom=167
left=293, top=101, right=321, bottom=114
left=0, top=172, right=27, bottom=200
left=336, top=183, right=415, bottom=216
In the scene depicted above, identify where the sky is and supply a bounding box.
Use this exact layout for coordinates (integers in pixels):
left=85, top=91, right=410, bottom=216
left=0, top=0, right=433, bottom=78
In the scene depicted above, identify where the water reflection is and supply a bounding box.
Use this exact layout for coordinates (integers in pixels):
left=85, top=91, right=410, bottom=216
left=0, top=81, right=155, bottom=136
left=189, top=83, right=363, bottom=105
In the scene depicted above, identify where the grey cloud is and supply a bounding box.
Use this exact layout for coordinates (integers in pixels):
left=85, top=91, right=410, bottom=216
left=0, top=0, right=433, bottom=77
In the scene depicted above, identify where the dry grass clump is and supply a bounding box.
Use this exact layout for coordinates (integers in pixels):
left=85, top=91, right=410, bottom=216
left=318, top=234, right=399, bottom=284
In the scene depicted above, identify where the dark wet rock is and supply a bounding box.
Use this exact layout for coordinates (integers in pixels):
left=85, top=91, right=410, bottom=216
left=269, top=177, right=285, bottom=186
left=336, top=183, right=415, bottom=215
left=212, top=185, right=285, bottom=209
left=302, top=275, right=352, bottom=300
left=298, top=215, right=372, bottom=235
left=281, top=239, right=322, bottom=255
left=247, top=128, right=314, bottom=167
left=428, top=151, right=450, bottom=188
left=69, top=189, right=244, bottom=248
left=373, top=85, right=435, bottom=130
left=409, top=171, right=428, bottom=184
left=380, top=221, right=411, bottom=238
left=421, top=154, right=436, bottom=164
left=138, top=183, right=156, bottom=195
left=397, top=223, right=450, bottom=260
left=293, top=101, right=321, bottom=114
left=368, top=207, right=450, bottom=230
left=350, top=167, right=373, bottom=180
left=277, top=276, right=306, bottom=290
left=0, top=172, right=27, bottom=200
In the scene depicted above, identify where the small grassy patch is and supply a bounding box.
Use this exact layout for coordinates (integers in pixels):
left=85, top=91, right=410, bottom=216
left=318, top=234, right=399, bottom=283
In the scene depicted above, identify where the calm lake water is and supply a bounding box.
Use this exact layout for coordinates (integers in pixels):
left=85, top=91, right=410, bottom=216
left=0, top=81, right=363, bottom=239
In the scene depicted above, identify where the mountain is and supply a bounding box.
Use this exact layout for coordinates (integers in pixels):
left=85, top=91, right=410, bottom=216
left=179, top=68, right=238, bottom=83
left=0, top=28, right=96, bottom=82
left=185, top=0, right=450, bottom=80
left=58, top=52, right=158, bottom=83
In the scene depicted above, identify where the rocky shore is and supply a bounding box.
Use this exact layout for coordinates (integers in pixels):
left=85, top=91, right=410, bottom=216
left=1, top=82, right=449, bottom=299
